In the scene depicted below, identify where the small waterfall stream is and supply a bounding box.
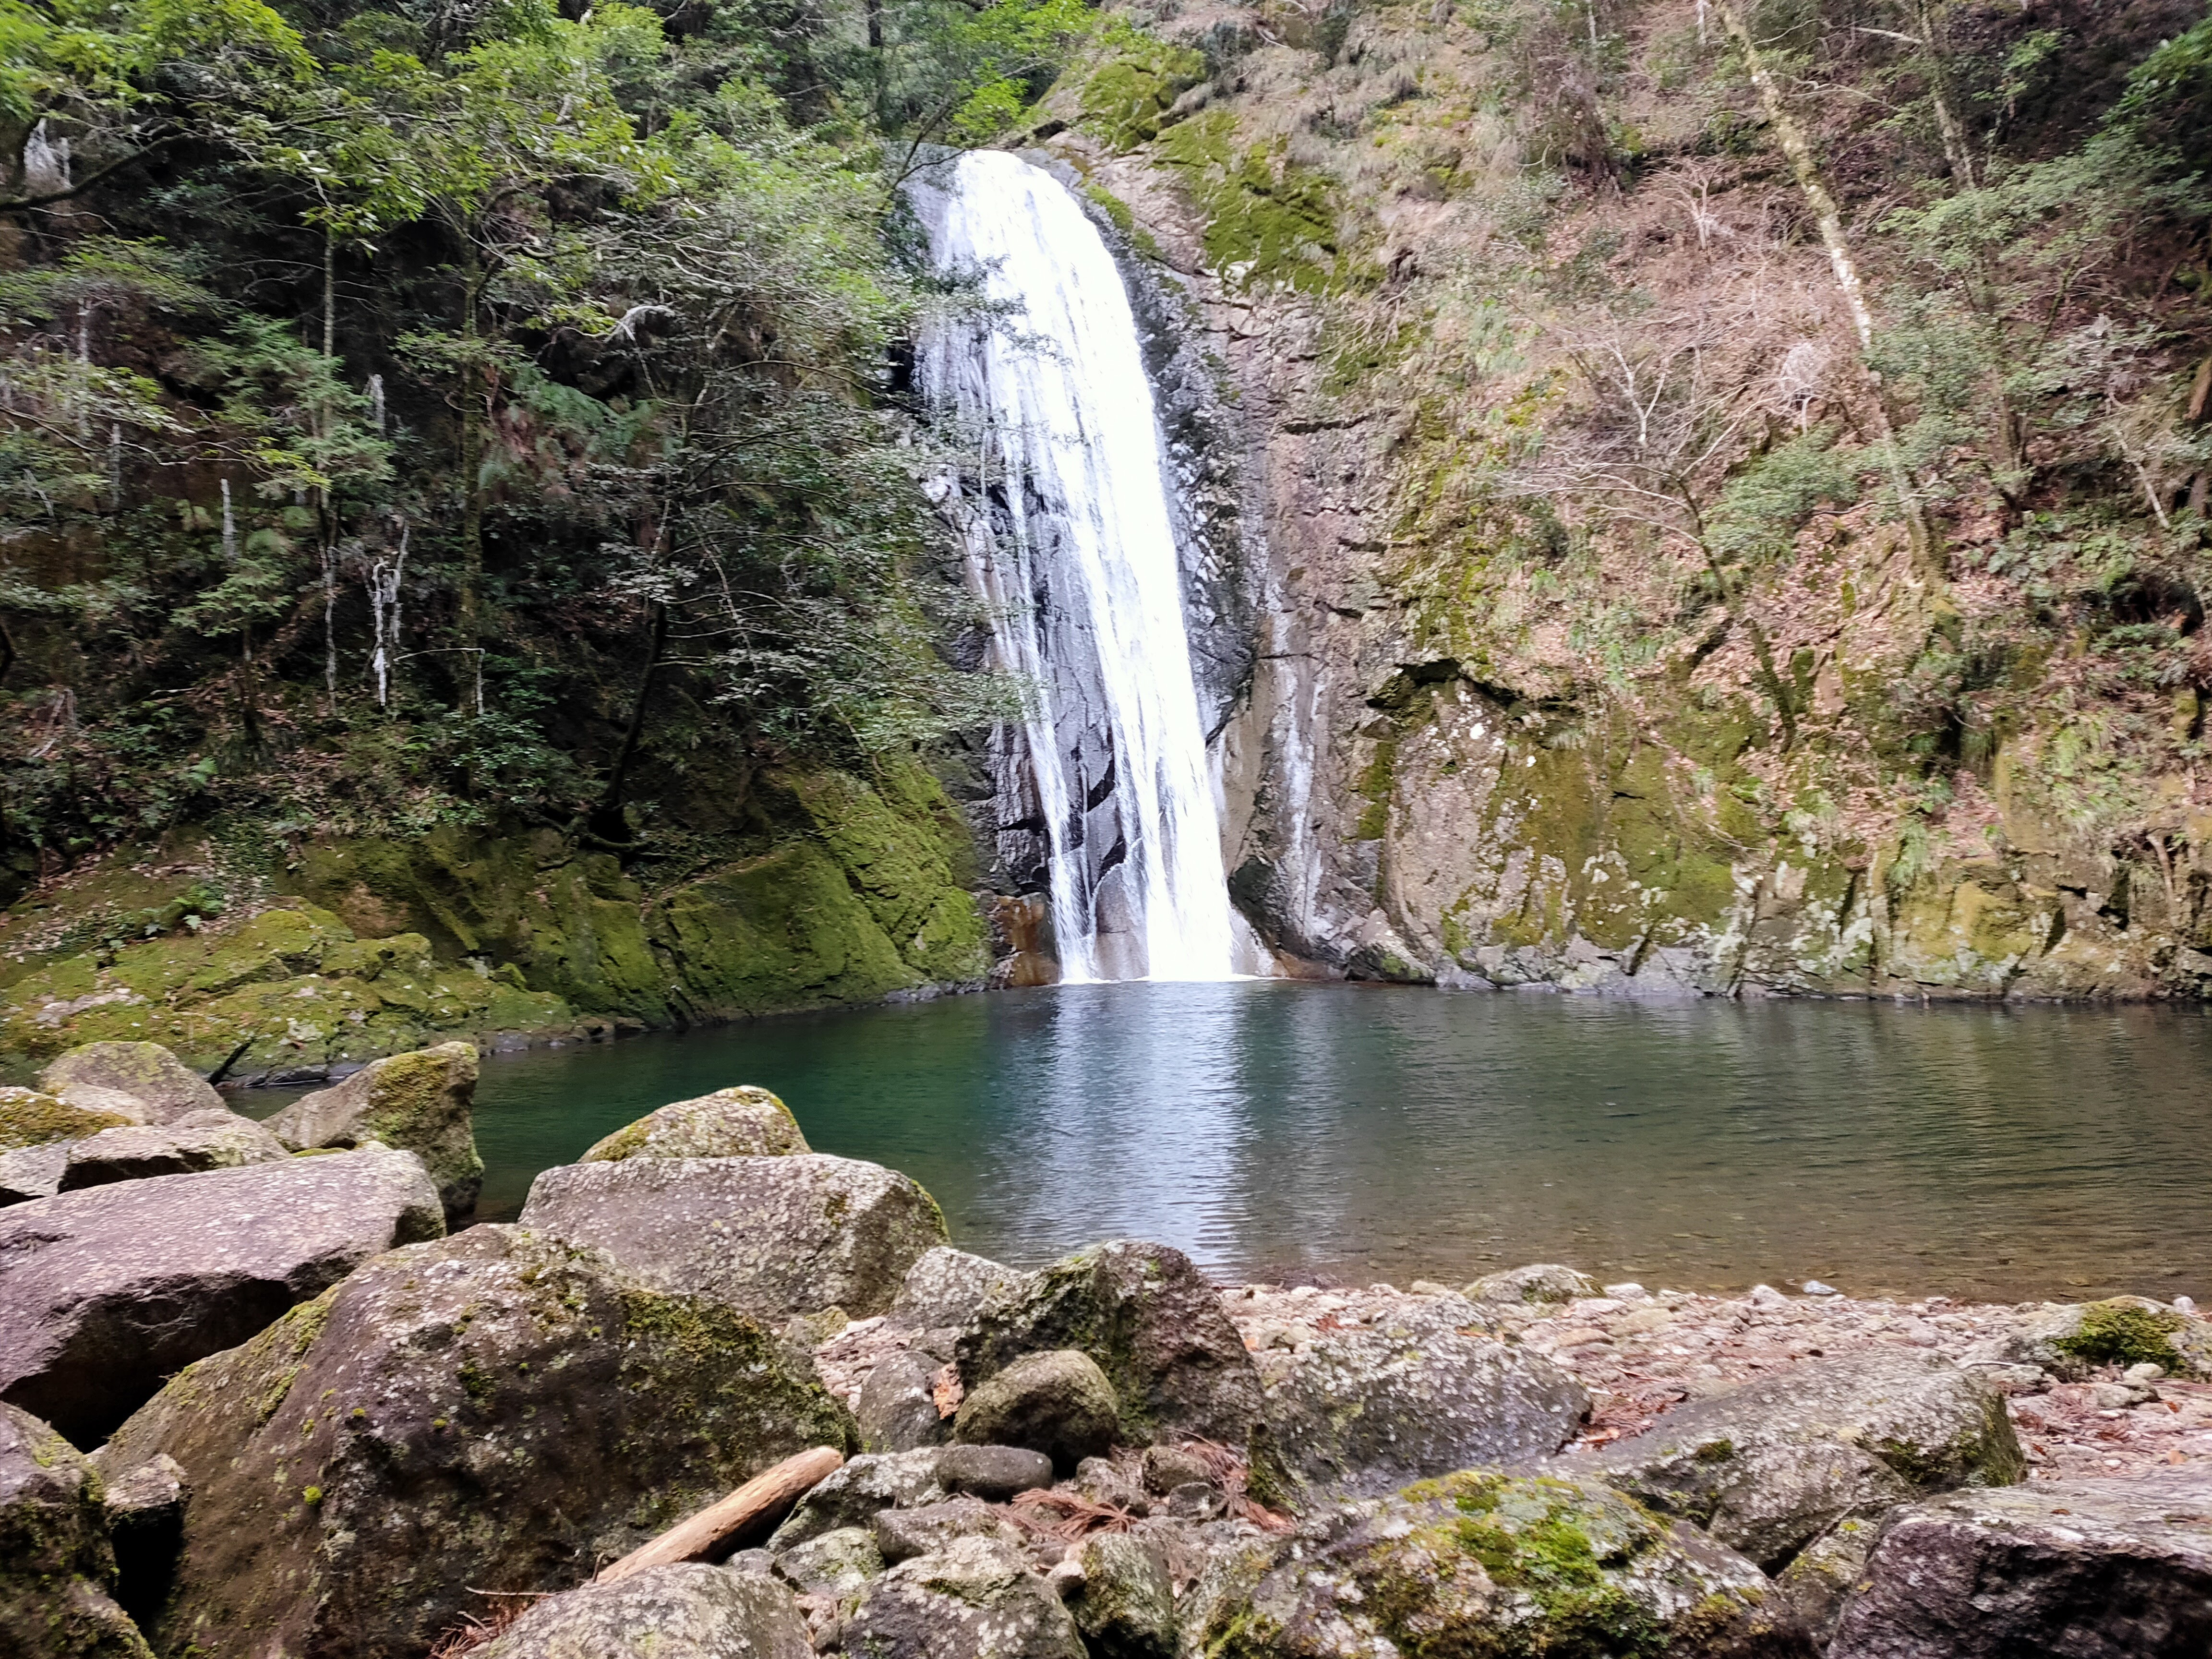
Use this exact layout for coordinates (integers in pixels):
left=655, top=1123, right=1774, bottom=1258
left=913, top=150, right=1235, bottom=983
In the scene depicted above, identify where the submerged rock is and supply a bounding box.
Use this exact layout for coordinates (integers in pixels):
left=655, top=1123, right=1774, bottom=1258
left=1193, top=1469, right=1812, bottom=1657
left=475, top=1563, right=812, bottom=1659
left=521, top=1153, right=947, bottom=1322
left=580, top=1085, right=810, bottom=1162
left=952, top=1350, right=1120, bottom=1473
left=1259, top=1295, right=1590, bottom=1498
left=98, top=1223, right=854, bottom=1659
left=1827, top=1473, right=2212, bottom=1658
left=957, top=1240, right=1263, bottom=1450
left=1584, top=1350, right=2025, bottom=1569
left=57, top=1109, right=287, bottom=1190
left=265, top=1041, right=484, bottom=1219
left=0, top=1144, right=444, bottom=1446
left=0, top=1401, right=151, bottom=1659
left=36, top=1042, right=220, bottom=1123
left=842, top=1535, right=1086, bottom=1659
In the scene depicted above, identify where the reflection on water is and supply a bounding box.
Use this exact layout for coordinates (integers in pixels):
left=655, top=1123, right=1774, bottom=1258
left=273, top=983, right=2212, bottom=1303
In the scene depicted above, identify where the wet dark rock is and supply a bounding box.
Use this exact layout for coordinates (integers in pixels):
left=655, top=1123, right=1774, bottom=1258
left=1066, top=1531, right=1176, bottom=1659
left=1827, top=1472, right=2212, bottom=1658
left=579, top=1085, right=810, bottom=1163
left=855, top=1351, right=948, bottom=1455
left=871, top=1496, right=1022, bottom=1565
left=1191, top=1470, right=1813, bottom=1657
left=0, top=1401, right=150, bottom=1659
left=952, top=1350, right=1119, bottom=1473
left=770, top=1451, right=946, bottom=1550
left=1259, top=1306, right=1589, bottom=1498
left=521, top=1154, right=948, bottom=1322
left=1777, top=1513, right=1880, bottom=1649
left=474, top=1563, right=813, bottom=1659
left=957, top=1240, right=1263, bottom=1450
left=37, top=1043, right=220, bottom=1124
left=97, top=1224, right=854, bottom=1659
left=936, top=1443, right=1055, bottom=1503
left=0, top=1144, right=444, bottom=1446
left=1584, top=1350, right=2025, bottom=1569
left=266, top=1042, right=483, bottom=1219
left=88, top=1452, right=187, bottom=1635
left=841, top=1535, right=1085, bottom=1659
left=57, top=1110, right=287, bottom=1190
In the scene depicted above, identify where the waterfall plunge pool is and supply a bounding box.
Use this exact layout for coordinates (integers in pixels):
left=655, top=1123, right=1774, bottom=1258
left=250, top=982, right=2212, bottom=1304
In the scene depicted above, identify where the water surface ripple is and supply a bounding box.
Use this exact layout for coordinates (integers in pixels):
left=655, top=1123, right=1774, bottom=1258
left=376, top=983, right=2211, bottom=1303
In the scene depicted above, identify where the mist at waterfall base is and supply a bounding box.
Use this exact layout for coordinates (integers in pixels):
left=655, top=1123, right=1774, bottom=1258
left=910, top=150, right=1235, bottom=984
left=246, top=984, right=2212, bottom=1306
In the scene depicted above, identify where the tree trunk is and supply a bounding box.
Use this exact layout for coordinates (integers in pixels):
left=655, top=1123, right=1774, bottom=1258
left=591, top=600, right=668, bottom=842
left=1713, top=0, right=1943, bottom=582
left=457, top=240, right=486, bottom=673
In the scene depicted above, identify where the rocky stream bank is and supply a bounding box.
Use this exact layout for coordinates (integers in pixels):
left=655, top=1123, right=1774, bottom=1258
left=3, top=1039, right=2208, bottom=1657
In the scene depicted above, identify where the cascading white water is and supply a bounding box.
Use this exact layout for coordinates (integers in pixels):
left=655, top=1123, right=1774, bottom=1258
left=913, top=150, right=1235, bottom=983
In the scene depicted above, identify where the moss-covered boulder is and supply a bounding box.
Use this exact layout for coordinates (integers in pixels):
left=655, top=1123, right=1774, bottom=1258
left=98, top=1224, right=856, bottom=1659
left=0, top=1401, right=152, bottom=1659
left=266, top=1042, right=483, bottom=1219
left=581, top=1085, right=810, bottom=1163
left=956, top=1240, right=1265, bottom=1452
left=58, top=1110, right=287, bottom=1190
left=1586, top=1351, right=2024, bottom=1570
left=1195, top=1470, right=1813, bottom=1657
left=1, top=907, right=575, bottom=1075
left=1066, top=1531, right=1177, bottom=1659
left=1971, top=1298, right=2212, bottom=1382
left=0, top=1088, right=137, bottom=1151
left=0, top=1145, right=444, bottom=1446
left=951, top=1350, right=1120, bottom=1475
left=36, top=1043, right=220, bottom=1122
left=475, top=1563, right=813, bottom=1659
left=520, top=1154, right=948, bottom=1322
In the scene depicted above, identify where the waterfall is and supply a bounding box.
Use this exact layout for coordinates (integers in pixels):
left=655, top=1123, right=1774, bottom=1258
left=913, top=150, right=1235, bottom=984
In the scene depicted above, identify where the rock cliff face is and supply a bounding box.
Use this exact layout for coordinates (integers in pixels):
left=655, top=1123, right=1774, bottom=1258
left=1010, top=0, right=2212, bottom=999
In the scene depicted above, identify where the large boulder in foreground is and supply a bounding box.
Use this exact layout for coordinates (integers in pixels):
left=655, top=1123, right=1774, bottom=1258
left=0, top=1145, right=444, bottom=1446
left=265, top=1042, right=483, bottom=1219
left=475, top=1563, right=811, bottom=1659
left=1192, top=1470, right=1813, bottom=1657
left=99, top=1224, right=855, bottom=1659
left=1585, top=1351, right=2025, bottom=1569
left=842, top=1536, right=1085, bottom=1659
left=37, top=1042, right=221, bottom=1123
left=1257, top=1293, right=1589, bottom=1498
left=521, top=1154, right=947, bottom=1322
left=58, top=1110, right=287, bottom=1190
left=581, top=1085, right=810, bottom=1162
left=0, top=1402, right=151, bottom=1659
left=1827, top=1473, right=2212, bottom=1658
left=956, top=1240, right=1263, bottom=1451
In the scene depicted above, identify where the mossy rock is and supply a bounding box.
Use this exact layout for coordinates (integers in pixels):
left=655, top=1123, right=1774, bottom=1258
left=1079, top=33, right=1206, bottom=151
left=99, top=1225, right=855, bottom=1659
left=265, top=1043, right=484, bottom=1219
left=0, top=1089, right=134, bottom=1152
left=0, top=1400, right=152, bottom=1659
left=580, top=1085, right=809, bottom=1163
left=1198, top=1470, right=1810, bottom=1657
left=36, top=1042, right=220, bottom=1121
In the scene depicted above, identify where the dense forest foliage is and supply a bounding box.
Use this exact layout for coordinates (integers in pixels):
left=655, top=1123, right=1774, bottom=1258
left=0, top=0, right=1097, bottom=902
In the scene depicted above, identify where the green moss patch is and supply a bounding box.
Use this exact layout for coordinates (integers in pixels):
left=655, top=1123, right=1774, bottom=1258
left=2056, top=1300, right=2187, bottom=1370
